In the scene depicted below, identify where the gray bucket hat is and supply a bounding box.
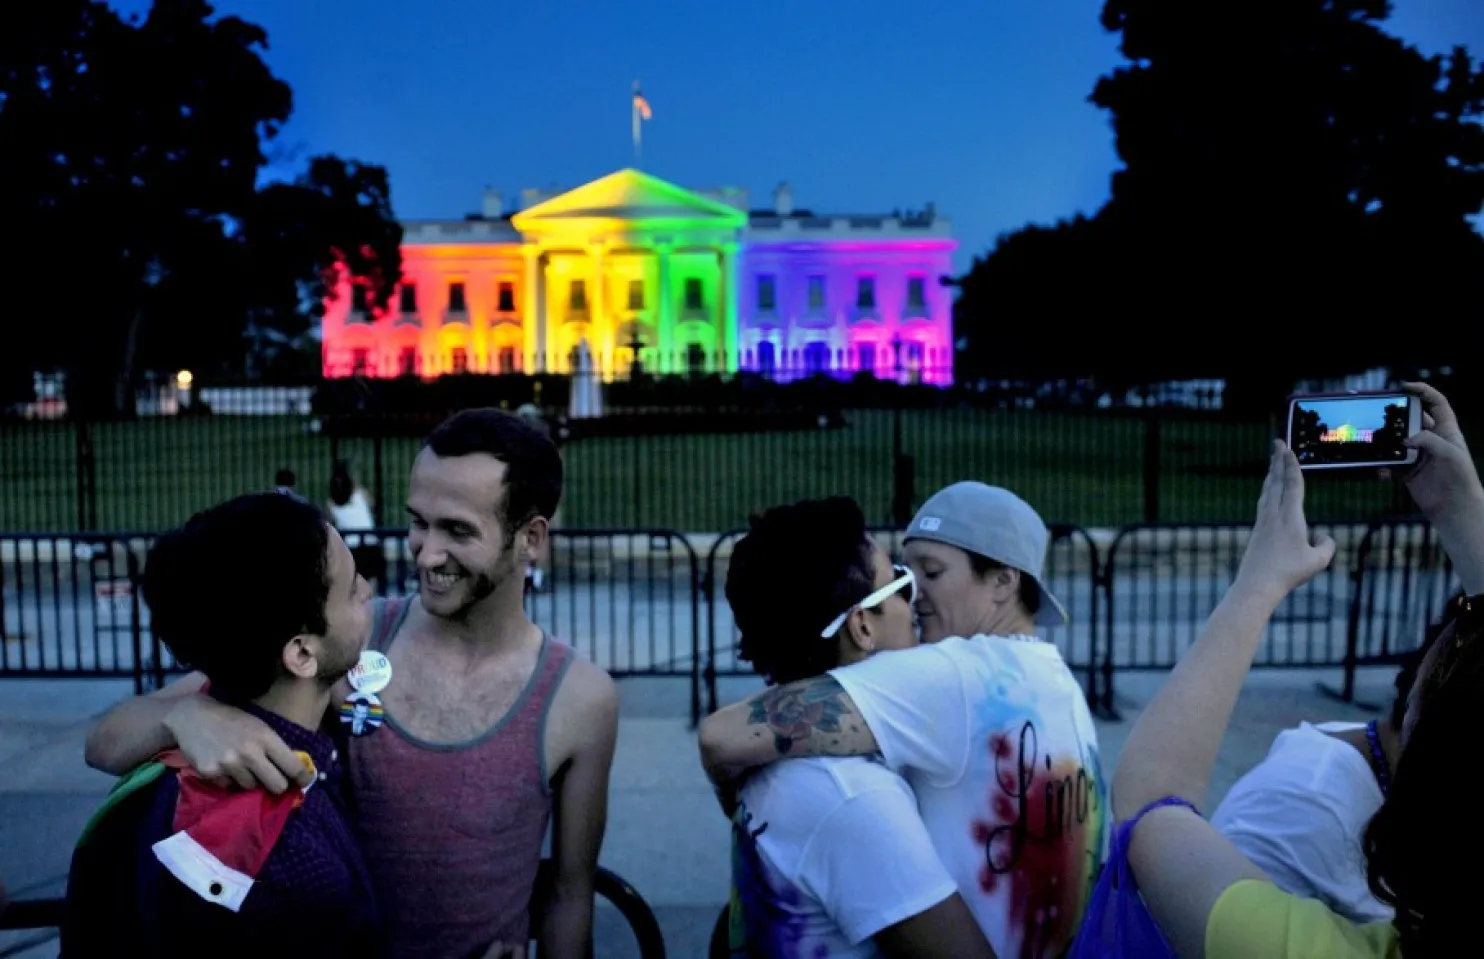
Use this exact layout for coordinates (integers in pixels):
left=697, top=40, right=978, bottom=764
left=904, top=482, right=1068, bottom=627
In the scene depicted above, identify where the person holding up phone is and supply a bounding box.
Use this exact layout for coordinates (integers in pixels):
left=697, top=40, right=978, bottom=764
left=1098, top=381, right=1484, bottom=958
left=1208, top=380, right=1476, bottom=924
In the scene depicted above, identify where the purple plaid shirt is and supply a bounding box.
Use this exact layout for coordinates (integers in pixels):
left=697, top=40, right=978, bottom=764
left=149, top=699, right=383, bottom=954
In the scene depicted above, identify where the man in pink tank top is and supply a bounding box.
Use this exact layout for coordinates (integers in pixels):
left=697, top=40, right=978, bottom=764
left=85, top=409, right=620, bottom=959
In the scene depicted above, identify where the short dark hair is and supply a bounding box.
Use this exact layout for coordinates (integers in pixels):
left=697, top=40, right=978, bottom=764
left=966, top=551, right=1042, bottom=616
left=726, top=497, right=877, bottom=685
left=143, top=492, right=331, bottom=701
left=329, top=458, right=354, bottom=507
left=274, top=468, right=295, bottom=487
left=1389, top=591, right=1466, bottom=729
left=1365, top=594, right=1484, bottom=951
left=422, top=408, right=564, bottom=536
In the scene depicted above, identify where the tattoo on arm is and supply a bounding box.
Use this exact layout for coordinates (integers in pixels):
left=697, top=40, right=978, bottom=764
left=745, top=676, right=859, bottom=757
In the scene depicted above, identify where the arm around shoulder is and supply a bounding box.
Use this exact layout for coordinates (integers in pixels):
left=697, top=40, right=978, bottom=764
left=698, top=643, right=971, bottom=789
left=84, top=670, right=209, bottom=774
left=697, top=674, right=875, bottom=789
left=84, top=671, right=310, bottom=793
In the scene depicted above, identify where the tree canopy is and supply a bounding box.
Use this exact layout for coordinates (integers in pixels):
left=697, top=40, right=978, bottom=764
left=0, top=0, right=402, bottom=411
left=954, top=0, right=1484, bottom=388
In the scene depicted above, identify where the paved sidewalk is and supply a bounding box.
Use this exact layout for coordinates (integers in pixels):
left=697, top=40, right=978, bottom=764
left=0, top=666, right=1397, bottom=958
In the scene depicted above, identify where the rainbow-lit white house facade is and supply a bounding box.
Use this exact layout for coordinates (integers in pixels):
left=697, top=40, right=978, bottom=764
left=321, top=168, right=956, bottom=385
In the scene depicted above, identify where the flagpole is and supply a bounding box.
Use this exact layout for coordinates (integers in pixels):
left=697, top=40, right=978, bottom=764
left=631, top=80, right=642, bottom=165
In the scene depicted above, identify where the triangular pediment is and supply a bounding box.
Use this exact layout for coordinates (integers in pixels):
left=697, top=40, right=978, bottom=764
left=511, top=169, right=746, bottom=232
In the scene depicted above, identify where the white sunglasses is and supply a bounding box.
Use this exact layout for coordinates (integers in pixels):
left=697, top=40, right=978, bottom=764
left=820, top=564, right=918, bottom=638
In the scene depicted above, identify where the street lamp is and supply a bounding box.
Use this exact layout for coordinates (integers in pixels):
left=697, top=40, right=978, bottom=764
left=175, top=370, right=194, bottom=412
left=625, top=329, right=647, bottom=380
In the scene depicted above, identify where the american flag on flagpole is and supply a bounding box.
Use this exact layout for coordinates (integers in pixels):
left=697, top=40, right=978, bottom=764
left=632, top=81, right=652, bottom=162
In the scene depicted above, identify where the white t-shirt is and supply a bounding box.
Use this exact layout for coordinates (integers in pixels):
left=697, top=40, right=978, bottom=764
left=828, top=635, right=1107, bottom=959
left=329, top=489, right=377, bottom=547
left=732, top=756, right=958, bottom=958
left=1210, top=720, right=1392, bottom=923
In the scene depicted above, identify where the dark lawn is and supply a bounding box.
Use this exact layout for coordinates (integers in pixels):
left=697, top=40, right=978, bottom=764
left=1, top=408, right=1406, bottom=534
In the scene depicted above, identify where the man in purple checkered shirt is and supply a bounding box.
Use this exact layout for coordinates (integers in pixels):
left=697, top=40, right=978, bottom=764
left=62, top=493, right=381, bottom=955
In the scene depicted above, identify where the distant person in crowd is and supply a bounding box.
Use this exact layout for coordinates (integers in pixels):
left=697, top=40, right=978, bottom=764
left=86, top=409, right=618, bottom=959
left=327, top=459, right=384, bottom=584
left=1210, top=593, right=1462, bottom=923
left=63, top=492, right=378, bottom=955
left=274, top=467, right=296, bottom=496
left=721, top=496, right=994, bottom=959
left=701, top=482, right=1106, bottom=958
left=1100, top=381, right=1484, bottom=958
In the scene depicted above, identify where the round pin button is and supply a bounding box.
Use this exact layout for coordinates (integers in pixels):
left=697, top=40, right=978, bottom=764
left=338, top=691, right=385, bottom=738
left=347, top=650, right=393, bottom=695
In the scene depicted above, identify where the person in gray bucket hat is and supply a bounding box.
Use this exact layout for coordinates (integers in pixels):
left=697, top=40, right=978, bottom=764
left=701, top=481, right=1106, bottom=958
left=903, top=481, right=1068, bottom=641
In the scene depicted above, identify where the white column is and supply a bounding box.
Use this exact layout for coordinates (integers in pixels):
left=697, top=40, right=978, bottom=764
left=656, top=243, right=673, bottom=374
left=521, top=246, right=539, bottom=373
left=719, top=243, right=739, bottom=374
left=522, top=246, right=546, bottom=374
left=589, top=244, right=606, bottom=379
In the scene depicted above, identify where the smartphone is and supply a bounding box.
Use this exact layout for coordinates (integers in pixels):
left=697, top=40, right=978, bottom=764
left=1286, top=391, right=1422, bottom=470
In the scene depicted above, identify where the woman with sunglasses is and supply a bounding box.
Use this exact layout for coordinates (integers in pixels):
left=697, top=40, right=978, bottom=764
left=721, top=496, right=995, bottom=959
left=1098, top=381, right=1484, bottom=958
left=702, top=483, right=1105, bottom=959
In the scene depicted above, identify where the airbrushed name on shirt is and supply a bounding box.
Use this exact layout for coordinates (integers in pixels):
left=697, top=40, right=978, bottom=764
left=981, top=720, right=1102, bottom=872
left=973, top=718, right=1105, bottom=953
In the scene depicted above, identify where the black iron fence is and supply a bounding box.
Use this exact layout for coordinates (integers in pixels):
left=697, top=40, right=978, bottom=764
left=0, top=533, right=154, bottom=684
left=1, top=529, right=703, bottom=717
left=8, top=368, right=1464, bottom=536
left=2, top=519, right=1457, bottom=726
left=1097, top=520, right=1456, bottom=718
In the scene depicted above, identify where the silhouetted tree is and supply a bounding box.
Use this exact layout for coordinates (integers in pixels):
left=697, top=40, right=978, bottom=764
left=955, top=0, right=1484, bottom=394
left=0, top=1, right=401, bottom=412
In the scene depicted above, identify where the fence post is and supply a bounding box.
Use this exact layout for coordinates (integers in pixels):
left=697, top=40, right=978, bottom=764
left=1096, top=529, right=1125, bottom=722
left=892, top=453, right=916, bottom=528
left=372, top=425, right=386, bottom=528
left=631, top=415, right=643, bottom=528
left=1318, top=522, right=1378, bottom=708
left=1081, top=529, right=1103, bottom=715
left=1142, top=407, right=1161, bottom=525
left=687, top=534, right=702, bottom=729
left=74, top=417, right=97, bottom=532
left=889, top=395, right=915, bottom=528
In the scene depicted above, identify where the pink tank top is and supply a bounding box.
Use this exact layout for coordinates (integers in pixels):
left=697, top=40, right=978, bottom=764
left=346, top=596, right=574, bottom=959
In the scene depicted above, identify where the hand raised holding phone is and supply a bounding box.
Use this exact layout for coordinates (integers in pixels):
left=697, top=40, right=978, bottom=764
left=1235, top=441, right=1337, bottom=604
left=1397, top=381, right=1481, bottom=519
left=1286, top=390, right=1422, bottom=471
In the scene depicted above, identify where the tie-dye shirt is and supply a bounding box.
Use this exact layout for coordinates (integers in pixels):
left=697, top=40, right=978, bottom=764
left=727, top=756, right=958, bottom=958
left=829, top=634, right=1107, bottom=959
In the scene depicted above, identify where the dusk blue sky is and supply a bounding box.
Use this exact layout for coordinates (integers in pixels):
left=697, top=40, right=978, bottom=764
left=1296, top=397, right=1404, bottom=433
left=115, top=0, right=1484, bottom=272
